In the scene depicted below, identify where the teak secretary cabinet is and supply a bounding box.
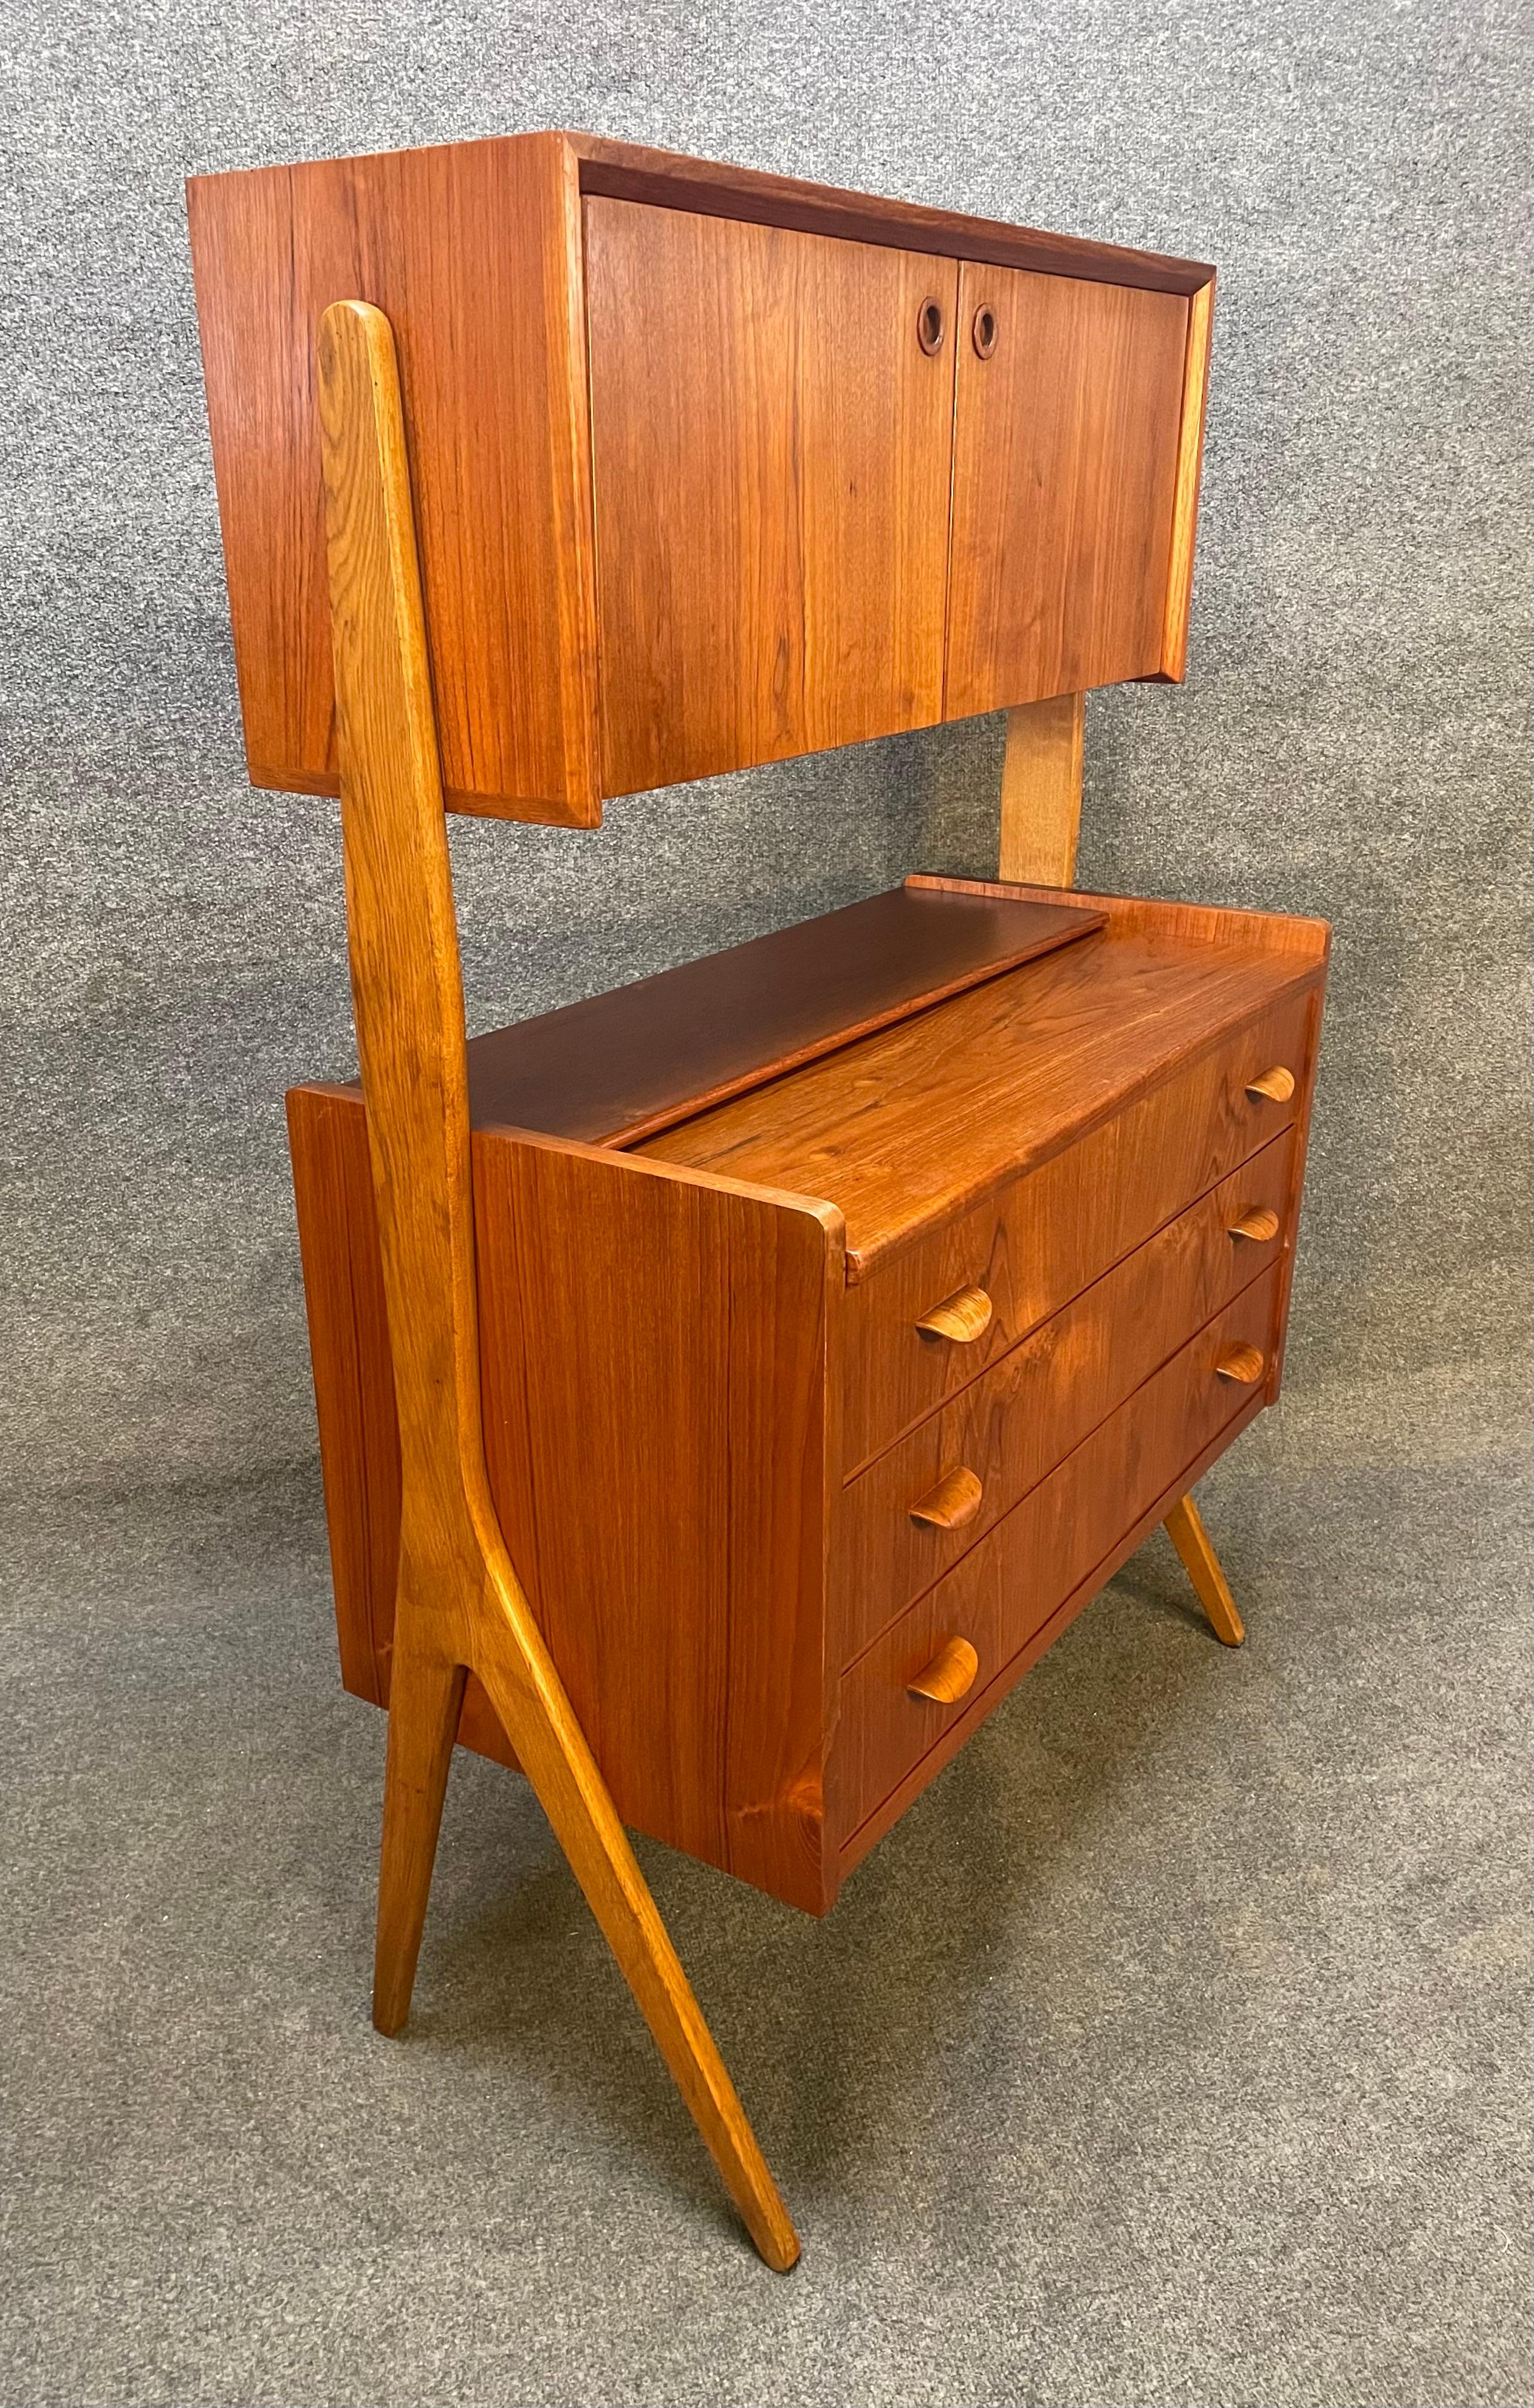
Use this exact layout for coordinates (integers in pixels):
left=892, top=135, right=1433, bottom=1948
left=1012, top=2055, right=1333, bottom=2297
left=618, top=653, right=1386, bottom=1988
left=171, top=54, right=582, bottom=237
left=187, top=130, right=1329, bottom=2268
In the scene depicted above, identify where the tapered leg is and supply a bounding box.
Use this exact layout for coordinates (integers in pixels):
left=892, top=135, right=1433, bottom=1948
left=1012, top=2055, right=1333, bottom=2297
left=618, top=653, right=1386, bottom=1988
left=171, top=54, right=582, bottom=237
left=1163, top=1494, right=1245, bottom=1647
left=373, top=1633, right=468, bottom=2036
left=471, top=1591, right=801, bottom=2273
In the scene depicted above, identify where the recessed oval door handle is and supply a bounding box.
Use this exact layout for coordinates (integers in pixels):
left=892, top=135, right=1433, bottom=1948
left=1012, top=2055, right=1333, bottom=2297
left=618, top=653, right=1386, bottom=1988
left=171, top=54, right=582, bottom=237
left=971, top=301, right=999, bottom=358
left=909, top=1465, right=984, bottom=1531
left=1245, top=1065, right=1296, bottom=1104
left=1228, top=1206, right=1281, bottom=1244
left=1216, top=1343, right=1266, bottom=1384
left=917, top=295, right=947, bottom=354
left=907, top=1634, right=980, bottom=1705
left=914, top=1284, right=993, bottom=1344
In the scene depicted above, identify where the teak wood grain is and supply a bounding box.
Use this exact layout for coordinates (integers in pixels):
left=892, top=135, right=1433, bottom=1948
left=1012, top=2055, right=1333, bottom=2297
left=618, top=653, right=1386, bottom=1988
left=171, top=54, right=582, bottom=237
left=834, top=972, right=1316, bottom=1467
left=835, top=1382, right=1270, bottom=1881
left=834, top=1134, right=1295, bottom=1661
left=461, top=884, right=1101, bottom=1147
left=572, top=133, right=1214, bottom=295
left=945, top=267, right=1190, bottom=713
left=1161, top=278, right=1214, bottom=681
left=187, top=132, right=1215, bottom=820
left=188, top=135, right=600, bottom=823
left=587, top=200, right=957, bottom=793
left=473, top=1128, right=842, bottom=1912
left=315, top=295, right=798, bottom=2271
left=832, top=1269, right=1281, bottom=1839
left=639, top=880, right=1329, bottom=1277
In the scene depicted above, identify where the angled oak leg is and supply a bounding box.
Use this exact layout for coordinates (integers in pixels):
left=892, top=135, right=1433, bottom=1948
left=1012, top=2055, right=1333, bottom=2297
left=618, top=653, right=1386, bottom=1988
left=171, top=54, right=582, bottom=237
left=373, top=1618, right=467, bottom=2036
left=1163, top=1493, right=1245, bottom=1646
left=318, top=295, right=799, bottom=2271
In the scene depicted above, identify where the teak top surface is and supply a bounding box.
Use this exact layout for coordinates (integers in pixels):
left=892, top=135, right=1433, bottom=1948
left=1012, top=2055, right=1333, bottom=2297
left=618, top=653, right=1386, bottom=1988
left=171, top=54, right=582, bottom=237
left=639, top=882, right=1330, bottom=1276
left=383, top=887, right=1097, bottom=1147
left=188, top=128, right=1214, bottom=298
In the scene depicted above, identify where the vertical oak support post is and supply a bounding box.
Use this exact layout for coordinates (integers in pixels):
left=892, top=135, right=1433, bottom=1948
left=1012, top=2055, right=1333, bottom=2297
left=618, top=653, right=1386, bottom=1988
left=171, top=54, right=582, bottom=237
left=998, top=691, right=1085, bottom=888
left=317, top=295, right=800, bottom=2273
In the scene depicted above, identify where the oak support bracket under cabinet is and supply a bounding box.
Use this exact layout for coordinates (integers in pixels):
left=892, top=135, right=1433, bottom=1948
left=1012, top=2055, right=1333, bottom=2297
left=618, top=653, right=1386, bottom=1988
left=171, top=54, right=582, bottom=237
left=187, top=132, right=1329, bottom=2271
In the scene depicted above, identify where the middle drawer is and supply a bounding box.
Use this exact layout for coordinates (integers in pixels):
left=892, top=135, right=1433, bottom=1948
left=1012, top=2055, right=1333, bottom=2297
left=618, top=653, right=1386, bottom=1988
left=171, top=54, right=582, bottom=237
left=833, top=1128, right=1294, bottom=1664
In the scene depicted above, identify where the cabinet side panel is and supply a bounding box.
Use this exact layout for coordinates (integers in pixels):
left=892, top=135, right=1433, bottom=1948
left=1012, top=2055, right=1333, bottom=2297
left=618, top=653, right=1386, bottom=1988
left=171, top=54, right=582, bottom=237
left=475, top=1131, right=840, bottom=1913
left=187, top=133, right=600, bottom=823
left=286, top=1086, right=400, bottom=1702
left=587, top=198, right=956, bottom=794
left=947, top=267, right=1188, bottom=714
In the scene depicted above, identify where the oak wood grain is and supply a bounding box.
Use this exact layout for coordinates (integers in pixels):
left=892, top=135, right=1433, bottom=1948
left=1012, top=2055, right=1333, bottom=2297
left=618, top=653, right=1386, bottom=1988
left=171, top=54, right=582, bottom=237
left=832, top=1269, right=1279, bottom=1839
left=833, top=1133, right=1293, bottom=1660
left=945, top=266, right=1190, bottom=714
left=587, top=199, right=957, bottom=793
left=317, top=296, right=798, bottom=2270
left=998, top=691, right=1086, bottom=885
left=188, top=135, right=601, bottom=823
left=1163, top=1493, right=1245, bottom=1645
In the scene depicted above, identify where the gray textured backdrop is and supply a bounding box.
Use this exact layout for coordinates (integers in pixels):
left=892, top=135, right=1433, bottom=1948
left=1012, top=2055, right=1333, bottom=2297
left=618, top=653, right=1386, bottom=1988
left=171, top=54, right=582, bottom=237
left=3, top=0, right=1529, bottom=1499
left=3, top=11, right=1532, bottom=2406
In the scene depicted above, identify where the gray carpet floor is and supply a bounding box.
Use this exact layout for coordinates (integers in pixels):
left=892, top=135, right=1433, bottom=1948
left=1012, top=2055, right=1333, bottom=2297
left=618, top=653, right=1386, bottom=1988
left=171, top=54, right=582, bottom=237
left=2, top=1361, right=1529, bottom=2408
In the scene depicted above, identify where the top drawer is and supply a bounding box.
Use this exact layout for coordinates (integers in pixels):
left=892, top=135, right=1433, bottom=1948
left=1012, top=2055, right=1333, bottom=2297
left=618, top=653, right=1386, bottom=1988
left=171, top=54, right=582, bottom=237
left=840, top=986, right=1317, bottom=1471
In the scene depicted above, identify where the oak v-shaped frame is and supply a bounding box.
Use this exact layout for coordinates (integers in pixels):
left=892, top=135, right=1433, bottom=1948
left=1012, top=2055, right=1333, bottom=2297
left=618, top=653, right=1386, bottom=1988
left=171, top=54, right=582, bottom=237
left=318, top=297, right=800, bottom=2271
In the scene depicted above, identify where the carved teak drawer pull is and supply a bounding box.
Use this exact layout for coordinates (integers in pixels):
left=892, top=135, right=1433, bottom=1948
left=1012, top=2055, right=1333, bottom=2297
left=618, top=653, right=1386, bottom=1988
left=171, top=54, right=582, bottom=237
left=1245, top=1064, right=1296, bottom=1104
left=909, top=1465, right=984, bottom=1531
left=1228, top=1206, right=1281, bottom=1244
left=908, top=1635, right=980, bottom=1706
left=1216, top=1344, right=1266, bottom=1385
left=914, top=1284, right=993, bottom=1345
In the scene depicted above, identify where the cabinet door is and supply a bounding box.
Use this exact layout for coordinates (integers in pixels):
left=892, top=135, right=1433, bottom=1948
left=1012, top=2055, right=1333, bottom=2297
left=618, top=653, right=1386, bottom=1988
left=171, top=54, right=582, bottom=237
left=945, top=264, right=1190, bottom=715
left=586, top=199, right=957, bottom=796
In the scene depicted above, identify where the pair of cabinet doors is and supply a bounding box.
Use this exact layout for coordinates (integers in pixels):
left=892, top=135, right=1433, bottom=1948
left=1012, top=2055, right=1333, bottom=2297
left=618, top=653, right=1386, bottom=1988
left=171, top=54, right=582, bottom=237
left=588, top=198, right=1193, bottom=798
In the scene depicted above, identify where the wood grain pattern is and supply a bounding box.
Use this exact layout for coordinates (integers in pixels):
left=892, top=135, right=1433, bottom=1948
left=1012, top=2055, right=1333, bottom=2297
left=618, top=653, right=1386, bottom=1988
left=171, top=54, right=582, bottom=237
left=906, top=1637, right=979, bottom=1704
left=317, top=297, right=798, bottom=2270
left=832, top=1269, right=1280, bottom=1840
left=473, top=1127, right=843, bottom=1914
left=1160, top=277, right=1214, bottom=681
left=457, top=885, right=1100, bottom=1146
left=587, top=199, right=957, bottom=793
left=640, top=888, right=1327, bottom=1282
left=833, top=1134, right=1293, bottom=1660
left=570, top=133, right=1214, bottom=295
left=835, top=1384, right=1269, bottom=1883
left=945, top=266, right=1190, bottom=715
left=1163, top=1493, right=1244, bottom=1645
left=908, top=1464, right=985, bottom=1533
left=188, top=134, right=601, bottom=822
left=830, top=978, right=1313, bottom=1468
left=998, top=692, right=1086, bottom=885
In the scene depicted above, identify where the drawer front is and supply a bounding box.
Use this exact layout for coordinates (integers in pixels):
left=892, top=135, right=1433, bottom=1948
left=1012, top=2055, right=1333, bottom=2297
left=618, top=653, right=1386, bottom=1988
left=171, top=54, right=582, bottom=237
left=834, top=1130, right=1294, bottom=1664
left=834, top=1268, right=1281, bottom=1844
left=840, top=988, right=1315, bottom=1471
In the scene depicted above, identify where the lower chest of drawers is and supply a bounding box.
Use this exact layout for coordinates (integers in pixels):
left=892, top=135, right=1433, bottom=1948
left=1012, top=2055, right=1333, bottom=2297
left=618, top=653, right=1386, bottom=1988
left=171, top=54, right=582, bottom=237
left=290, top=949, right=1323, bottom=1921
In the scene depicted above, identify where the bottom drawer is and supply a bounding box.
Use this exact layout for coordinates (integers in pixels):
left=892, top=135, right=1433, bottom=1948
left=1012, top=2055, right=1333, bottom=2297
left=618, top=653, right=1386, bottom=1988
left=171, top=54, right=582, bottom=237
left=833, top=1266, right=1280, bottom=1845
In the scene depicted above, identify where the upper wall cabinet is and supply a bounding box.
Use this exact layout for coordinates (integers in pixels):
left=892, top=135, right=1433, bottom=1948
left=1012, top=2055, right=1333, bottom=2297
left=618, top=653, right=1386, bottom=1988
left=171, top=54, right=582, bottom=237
left=587, top=201, right=957, bottom=797
left=946, top=265, right=1191, bottom=714
left=188, top=132, right=1213, bottom=826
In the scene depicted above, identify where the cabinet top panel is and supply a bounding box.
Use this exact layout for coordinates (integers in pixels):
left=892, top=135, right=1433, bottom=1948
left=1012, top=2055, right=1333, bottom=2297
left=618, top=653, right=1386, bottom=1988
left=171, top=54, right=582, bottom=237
left=639, top=883, right=1329, bottom=1275
left=188, top=128, right=1216, bottom=298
